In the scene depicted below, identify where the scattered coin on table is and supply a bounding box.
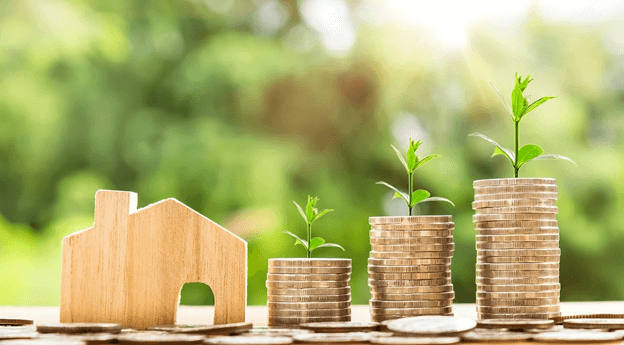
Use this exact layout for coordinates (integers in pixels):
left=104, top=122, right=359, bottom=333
left=532, top=330, right=624, bottom=343
left=292, top=332, right=371, bottom=344
left=205, top=336, right=294, bottom=345
left=461, top=329, right=534, bottom=342
left=147, top=323, right=253, bottom=335
left=299, top=322, right=379, bottom=333
left=240, top=327, right=312, bottom=337
left=36, top=323, right=123, bottom=334
left=476, top=318, right=555, bottom=329
left=0, top=319, right=34, bottom=327
left=563, top=319, right=624, bottom=330
left=385, top=316, right=476, bottom=336
left=370, top=336, right=461, bottom=344
left=116, top=332, right=205, bottom=344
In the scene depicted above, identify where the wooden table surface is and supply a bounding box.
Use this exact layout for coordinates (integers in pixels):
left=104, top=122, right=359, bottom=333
left=1, top=302, right=623, bottom=325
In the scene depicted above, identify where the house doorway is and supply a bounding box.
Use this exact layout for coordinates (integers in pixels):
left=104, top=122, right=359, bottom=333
left=177, top=282, right=215, bottom=324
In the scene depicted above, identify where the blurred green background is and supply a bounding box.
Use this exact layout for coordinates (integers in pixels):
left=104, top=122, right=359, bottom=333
left=1, top=0, right=624, bottom=306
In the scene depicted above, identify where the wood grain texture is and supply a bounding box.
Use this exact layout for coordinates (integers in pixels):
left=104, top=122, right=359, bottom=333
left=60, top=190, right=247, bottom=329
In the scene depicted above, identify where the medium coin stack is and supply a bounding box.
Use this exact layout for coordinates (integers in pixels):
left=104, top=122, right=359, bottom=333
left=473, top=178, right=561, bottom=320
left=267, top=258, right=352, bottom=326
left=368, top=216, right=455, bottom=323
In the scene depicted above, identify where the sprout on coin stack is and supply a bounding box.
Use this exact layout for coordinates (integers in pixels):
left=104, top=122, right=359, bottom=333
left=469, top=73, right=575, bottom=320
left=369, top=139, right=455, bottom=323
left=266, top=196, right=350, bottom=327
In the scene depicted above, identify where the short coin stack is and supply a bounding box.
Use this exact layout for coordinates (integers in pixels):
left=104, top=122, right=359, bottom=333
left=368, top=216, right=455, bottom=323
left=473, top=178, right=561, bottom=320
left=267, top=258, right=352, bottom=326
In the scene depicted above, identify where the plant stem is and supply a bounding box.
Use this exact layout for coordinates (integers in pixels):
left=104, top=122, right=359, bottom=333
left=408, top=171, right=413, bottom=216
left=307, top=223, right=311, bottom=258
left=514, top=120, right=519, bottom=178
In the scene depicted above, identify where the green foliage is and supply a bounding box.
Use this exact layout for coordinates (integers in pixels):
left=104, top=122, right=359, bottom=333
left=471, top=73, right=575, bottom=177
left=283, top=196, right=344, bottom=258
left=377, top=139, right=454, bottom=215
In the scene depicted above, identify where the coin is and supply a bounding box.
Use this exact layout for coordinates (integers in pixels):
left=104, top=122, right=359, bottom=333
left=563, top=319, right=624, bottom=330
left=266, top=273, right=350, bottom=282
left=370, top=336, right=461, bottom=344
left=266, top=281, right=349, bottom=288
left=370, top=285, right=454, bottom=294
left=371, top=292, right=455, bottom=301
left=267, top=287, right=351, bottom=295
left=478, top=312, right=560, bottom=320
left=476, top=305, right=560, bottom=314
left=475, top=206, right=558, bottom=215
left=370, top=251, right=453, bottom=259
left=550, top=314, right=624, bottom=324
left=241, top=327, right=313, bottom=336
left=0, top=319, right=33, bottom=327
left=476, top=298, right=560, bottom=306
left=474, top=220, right=558, bottom=228
left=477, top=249, right=561, bottom=257
left=476, top=276, right=559, bottom=285
left=204, top=336, right=293, bottom=345
left=477, top=270, right=559, bottom=278
left=473, top=178, right=556, bottom=187
left=368, top=258, right=453, bottom=266
left=474, top=185, right=558, bottom=194
left=370, top=307, right=453, bottom=316
left=368, top=278, right=452, bottom=287
left=473, top=199, right=557, bottom=209
left=0, top=332, right=39, bottom=341
left=368, top=272, right=451, bottom=280
left=268, top=301, right=350, bottom=310
left=476, top=318, right=555, bottom=329
left=371, top=224, right=455, bottom=231
left=368, top=265, right=451, bottom=273
left=269, top=259, right=351, bottom=267
left=147, top=323, right=253, bottom=335
left=476, top=235, right=559, bottom=242
left=532, top=330, right=623, bottom=343
left=475, top=227, right=559, bottom=235
left=370, top=237, right=453, bottom=245
left=267, top=294, right=351, bottom=303
left=370, top=300, right=453, bottom=308
left=474, top=192, right=558, bottom=201
left=292, top=333, right=370, bottom=344
left=53, top=333, right=119, bottom=344
left=116, top=332, right=204, bottom=344
left=268, top=316, right=351, bottom=326
left=268, top=266, right=352, bottom=274
left=385, top=315, right=476, bottom=335
left=477, top=284, right=560, bottom=292
left=371, top=244, right=455, bottom=252
left=476, top=241, right=559, bottom=250
left=36, top=323, right=122, bottom=334
left=460, top=330, right=533, bottom=342
left=370, top=216, right=452, bottom=224
left=477, top=255, right=560, bottom=264
left=473, top=213, right=557, bottom=222
left=370, top=230, right=454, bottom=238
left=299, top=322, right=379, bottom=333
left=477, top=291, right=560, bottom=299
left=268, top=309, right=351, bottom=317
left=372, top=314, right=454, bottom=323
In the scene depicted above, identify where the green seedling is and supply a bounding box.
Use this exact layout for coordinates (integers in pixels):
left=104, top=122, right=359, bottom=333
left=471, top=73, right=575, bottom=177
left=283, top=196, right=345, bottom=258
left=377, top=138, right=454, bottom=216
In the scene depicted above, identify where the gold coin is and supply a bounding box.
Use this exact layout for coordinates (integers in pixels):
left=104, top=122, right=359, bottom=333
left=268, top=266, right=352, bottom=274
left=473, top=199, right=557, bottom=209
left=368, top=278, right=451, bottom=287
left=372, top=244, right=455, bottom=252
left=477, top=249, right=560, bottom=257
left=370, top=300, right=453, bottom=308
left=371, top=292, right=455, bottom=301
left=267, top=273, right=350, bottom=282
left=476, top=263, right=559, bottom=271
left=473, top=213, right=557, bottom=222
left=476, top=298, right=559, bottom=306
left=532, top=330, right=622, bottom=343
left=477, top=284, right=560, bottom=293
left=475, top=227, right=559, bottom=235
left=476, top=241, right=559, bottom=250
left=477, top=255, right=560, bottom=264
left=268, top=301, right=351, bottom=310
left=475, top=206, right=558, bottom=214
left=370, top=216, right=452, bottom=224
left=368, top=265, right=451, bottom=273
left=370, top=237, right=453, bottom=245
left=368, top=272, right=452, bottom=280
left=476, top=276, right=559, bottom=285
left=269, top=259, right=351, bottom=267
left=268, top=308, right=351, bottom=317
left=474, top=192, right=558, bottom=201
left=370, top=230, right=454, bottom=238
left=477, top=269, right=559, bottom=278
left=146, top=322, right=253, bottom=335
left=268, top=294, right=351, bottom=302
left=476, top=234, right=559, bottom=242
left=36, top=323, right=122, bottom=334
left=268, top=316, right=351, bottom=326
left=370, top=251, right=453, bottom=259
left=371, top=223, right=455, bottom=231
left=473, top=178, right=556, bottom=187
left=473, top=220, right=558, bottom=228
left=477, top=312, right=560, bottom=320
left=370, top=307, right=453, bottom=316
left=267, top=287, right=351, bottom=295
left=370, top=285, right=454, bottom=294
left=563, top=319, right=624, bottom=330
left=266, top=281, right=349, bottom=289
left=476, top=318, right=555, bottom=329
left=477, top=291, right=559, bottom=299
left=368, top=258, right=453, bottom=266
left=474, top=185, right=558, bottom=194
left=476, top=305, right=560, bottom=314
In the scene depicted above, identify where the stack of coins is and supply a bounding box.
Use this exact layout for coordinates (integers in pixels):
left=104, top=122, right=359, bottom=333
left=368, top=216, right=455, bottom=323
left=473, top=178, right=561, bottom=320
left=267, top=258, right=352, bottom=326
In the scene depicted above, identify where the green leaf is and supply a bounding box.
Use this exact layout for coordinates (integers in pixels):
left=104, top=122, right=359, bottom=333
left=469, top=132, right=515, bottom=162
left=406, top=141, right=419, bottom=172
left=309, top=237, right=325, bottom=251
left=313, top=209, right=333, bottom=222
left=305, top=196, right=317, bottom=223
left=492, top=147, right=515, bottom=165
left=376, top=181, right=409, bottom=204
left=409, top=189, right=430, bottom=207
left=526, top=154, right=577, bottom=166
left=293, top=201, right=307, bottom=222
left=313, top=243, right=345, bottom=252
left=490, top=82, right=514, bottom=121
left=517, top=144, right=544, bottom=166
left=414, top=154, right=440, bottom=170
left=391, top=144, right=409, bottom=172
left=283, top=231, right=308, bottom=250
left=519, top=74, right=532, bottom=91
left=520, top=97, right=556, bottom=119
left=511, top=82, right=525, bottom=121
left=418, top=197, right=455, bottom=207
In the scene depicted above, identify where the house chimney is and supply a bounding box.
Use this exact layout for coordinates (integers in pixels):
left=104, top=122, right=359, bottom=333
left=94, top=190, right=138, bottom=232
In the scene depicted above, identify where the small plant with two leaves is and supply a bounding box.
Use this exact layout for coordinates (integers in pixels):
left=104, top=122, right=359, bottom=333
left=377, top=139, right=454, bottom=216
left=283, top=196, right=345, bottom=258
left=470, top=73, right=575, bottom=177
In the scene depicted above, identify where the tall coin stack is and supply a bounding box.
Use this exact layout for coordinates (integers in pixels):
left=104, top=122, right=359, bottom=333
left=267, top=258, right=352, bottom=326
left=473, top=178, right=561, bottom=320
left=368, top=216, right=455, bottom=323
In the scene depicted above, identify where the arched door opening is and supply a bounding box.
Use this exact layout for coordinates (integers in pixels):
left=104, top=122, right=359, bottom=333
left=177, top=282, right=215, bottom=324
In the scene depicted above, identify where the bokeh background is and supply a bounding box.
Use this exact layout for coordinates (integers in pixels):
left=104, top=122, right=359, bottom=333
left=1, top=0, right=624, bottom=306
